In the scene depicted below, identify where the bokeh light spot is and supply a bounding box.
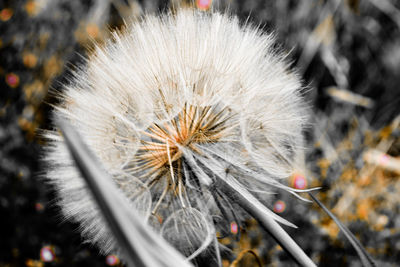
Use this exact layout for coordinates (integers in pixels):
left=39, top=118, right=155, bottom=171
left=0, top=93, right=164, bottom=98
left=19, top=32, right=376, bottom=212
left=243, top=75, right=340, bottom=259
left=23, top=53, right=38, bottom=68
left=35, top=203, right=44, bottom=212
left=230, top=221, right=238, bottom=235
left=25, top=1, right=38, bottom=16
left=40, top=246, right=55, bottom=262
left=106, top=255, right=120, bottom=266
left=273, top=200, right=286, bottom=213
left=5, top=73, right=20, bottom=88
left=86, top=23, right=100, bottom=39
left=196, top=0, right=212, bottom=11
left=378, top=154, right=389, bottom=166
left=292, top=174, right=307, bottom=189
left=0, top=8, right=13, bottom=21
left=25, top=259, right=43, bottom=267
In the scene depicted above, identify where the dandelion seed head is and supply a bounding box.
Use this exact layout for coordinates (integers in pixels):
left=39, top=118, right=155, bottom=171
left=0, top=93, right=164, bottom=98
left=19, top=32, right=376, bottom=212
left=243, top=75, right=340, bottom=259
left=44, top=9, right=308, bottom=259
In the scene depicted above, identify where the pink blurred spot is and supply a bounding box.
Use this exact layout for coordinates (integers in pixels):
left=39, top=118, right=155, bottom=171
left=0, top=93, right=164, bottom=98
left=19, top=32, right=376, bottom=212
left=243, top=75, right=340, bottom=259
left=293, top=174, right=307, bottom=189
left=35, top=203, right=44, bottom=212
left=196, top=0, right=212, bottom=10
left=379, top=154, right=390, bottom=166
left=106, top=255, right=119, bottom=266
left=230, top=222, right=238, bottom=235
left=5, top=73, right=19, bottom=88
left=273, top=200, right=286, bottom=213
left=0, top=8, right=13, bottom=21
left=40, top=246, right=55, bottom=262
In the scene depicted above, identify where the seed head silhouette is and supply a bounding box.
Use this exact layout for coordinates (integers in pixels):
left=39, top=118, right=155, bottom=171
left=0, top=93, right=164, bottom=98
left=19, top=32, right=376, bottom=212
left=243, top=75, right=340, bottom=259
left=44, top=9, right=308, bottom=260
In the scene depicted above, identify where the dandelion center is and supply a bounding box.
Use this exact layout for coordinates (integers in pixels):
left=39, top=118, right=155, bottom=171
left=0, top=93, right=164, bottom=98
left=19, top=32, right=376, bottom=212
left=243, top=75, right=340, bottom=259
left=137, top=103, right=232, bottom=181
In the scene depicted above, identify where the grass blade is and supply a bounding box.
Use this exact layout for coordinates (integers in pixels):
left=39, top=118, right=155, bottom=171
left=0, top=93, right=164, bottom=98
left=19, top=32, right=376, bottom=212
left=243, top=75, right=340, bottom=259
left=218, top=177, right=317, bottom=267
left=309, top=192, right=376, bottom=267
left=58, top=119, right=192, bottom=267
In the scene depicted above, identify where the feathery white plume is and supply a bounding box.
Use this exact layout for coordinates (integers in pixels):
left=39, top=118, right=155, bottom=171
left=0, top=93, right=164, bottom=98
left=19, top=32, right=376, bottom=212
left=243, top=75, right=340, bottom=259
left=44, top=9, right=308, bottom=261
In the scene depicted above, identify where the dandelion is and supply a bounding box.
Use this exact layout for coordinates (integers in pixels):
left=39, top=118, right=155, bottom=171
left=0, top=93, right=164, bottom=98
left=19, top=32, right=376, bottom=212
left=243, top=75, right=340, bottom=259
left=44, top=9, right=309, bottom=264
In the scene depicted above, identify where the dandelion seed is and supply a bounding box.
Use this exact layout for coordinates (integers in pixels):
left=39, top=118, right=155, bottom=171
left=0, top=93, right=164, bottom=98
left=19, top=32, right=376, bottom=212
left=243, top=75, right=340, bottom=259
left=44, top=9, right=309, bottom=263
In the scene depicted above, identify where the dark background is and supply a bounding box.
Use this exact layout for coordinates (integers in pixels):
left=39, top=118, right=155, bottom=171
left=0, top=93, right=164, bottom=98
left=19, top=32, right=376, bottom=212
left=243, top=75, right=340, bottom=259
left=1, top=0, right=399, bottom=266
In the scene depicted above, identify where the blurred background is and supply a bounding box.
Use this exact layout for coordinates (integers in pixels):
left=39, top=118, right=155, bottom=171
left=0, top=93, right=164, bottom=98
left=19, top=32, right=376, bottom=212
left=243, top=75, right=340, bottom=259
left=0, top=0, right=399, bottom=266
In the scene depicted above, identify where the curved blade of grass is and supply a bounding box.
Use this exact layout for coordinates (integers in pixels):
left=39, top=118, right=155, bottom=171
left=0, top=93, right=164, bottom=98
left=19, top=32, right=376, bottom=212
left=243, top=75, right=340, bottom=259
left=308, top=192, right=376, bottom=267
left=218, top=177, right=317, bottom=267
left=58, top=118, right=193, bottom=267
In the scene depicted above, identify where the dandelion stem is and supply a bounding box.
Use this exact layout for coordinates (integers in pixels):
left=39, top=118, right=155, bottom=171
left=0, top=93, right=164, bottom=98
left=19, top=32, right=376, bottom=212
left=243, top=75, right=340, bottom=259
left=217, top=178, right=316, bottom=267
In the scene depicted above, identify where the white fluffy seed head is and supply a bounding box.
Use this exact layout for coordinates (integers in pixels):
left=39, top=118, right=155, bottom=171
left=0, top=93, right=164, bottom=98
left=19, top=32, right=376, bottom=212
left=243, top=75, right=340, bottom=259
left=44, top=9, right=308, bottom=259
